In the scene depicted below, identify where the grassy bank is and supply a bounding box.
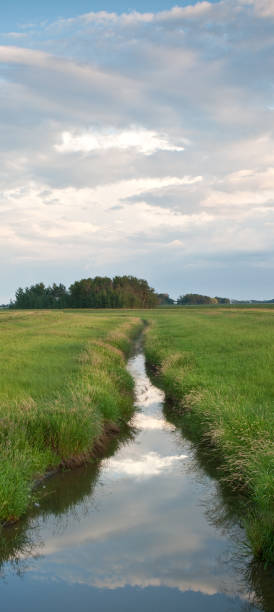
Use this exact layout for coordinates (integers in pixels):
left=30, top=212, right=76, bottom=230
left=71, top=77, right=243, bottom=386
left=144, top=308, right=274, bottom=563
left=0, top=310, right=142, bottom=523
left=1, top=307, right=273, bottom=563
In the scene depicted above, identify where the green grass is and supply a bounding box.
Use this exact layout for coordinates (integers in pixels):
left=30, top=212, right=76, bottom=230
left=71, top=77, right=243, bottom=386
left=0, top=310, right=142, bottom=522
left=144, top=307, right=274, bottom=563
left=1, top=306, right=273, bottom=564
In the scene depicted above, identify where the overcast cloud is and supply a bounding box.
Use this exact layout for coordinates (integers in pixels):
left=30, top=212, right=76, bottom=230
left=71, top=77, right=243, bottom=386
left=0, top=0, right=274, bottom=301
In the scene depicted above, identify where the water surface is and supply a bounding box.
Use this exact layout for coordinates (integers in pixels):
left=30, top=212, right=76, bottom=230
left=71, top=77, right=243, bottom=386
left=1, top=343, right=273, bottom=611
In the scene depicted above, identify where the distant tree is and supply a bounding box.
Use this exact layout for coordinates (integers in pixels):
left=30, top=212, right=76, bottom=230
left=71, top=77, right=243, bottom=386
left=177, top=293, right=216, bottom=305
left=215, top=296, right=230, bottom=304
left=157, top=293, right=175, bottom=305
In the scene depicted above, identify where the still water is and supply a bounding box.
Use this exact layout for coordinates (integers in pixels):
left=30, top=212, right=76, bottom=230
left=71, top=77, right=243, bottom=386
left=1, top=342, right=273, bottom=611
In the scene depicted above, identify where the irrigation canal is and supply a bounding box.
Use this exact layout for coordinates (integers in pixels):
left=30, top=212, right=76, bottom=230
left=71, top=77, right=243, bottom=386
left=0, top=340, right=273, bottom=611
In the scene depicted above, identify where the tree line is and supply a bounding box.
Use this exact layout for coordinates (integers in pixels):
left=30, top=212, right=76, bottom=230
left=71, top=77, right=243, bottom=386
left=10, top=279, right=230, bottom=309
left=12, top=276, right=159, bottom=309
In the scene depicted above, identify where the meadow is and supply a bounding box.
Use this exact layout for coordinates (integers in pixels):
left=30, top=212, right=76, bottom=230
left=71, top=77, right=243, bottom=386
left=0, top=310, right=142, bottom=523
left=0, top=306, right=273, bottom=564
left=144, top=307, right=274, bottom=563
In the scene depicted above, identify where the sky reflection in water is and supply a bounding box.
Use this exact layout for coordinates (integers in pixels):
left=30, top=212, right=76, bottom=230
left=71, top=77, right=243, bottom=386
left=1, top=348, right=269, bottom=611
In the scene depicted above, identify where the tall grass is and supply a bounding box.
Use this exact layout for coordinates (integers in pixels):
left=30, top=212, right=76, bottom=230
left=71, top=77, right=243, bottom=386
left=1, top=306, right=273, bottom=563
left=0, top=311, right=142, bottom=523
left=144, top=308, right=274, bottom=563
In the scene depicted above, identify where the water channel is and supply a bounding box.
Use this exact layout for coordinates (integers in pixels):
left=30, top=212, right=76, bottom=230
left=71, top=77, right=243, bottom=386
left=1, top=341, right=273, bottom=611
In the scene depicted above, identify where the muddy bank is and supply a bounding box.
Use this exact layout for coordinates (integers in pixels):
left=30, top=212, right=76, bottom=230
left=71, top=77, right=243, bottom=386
left=36, top=421, right=122, bottom=483
left=2, top=420, right=124, bottom=528
left=0, top=318, right=143, bottom=526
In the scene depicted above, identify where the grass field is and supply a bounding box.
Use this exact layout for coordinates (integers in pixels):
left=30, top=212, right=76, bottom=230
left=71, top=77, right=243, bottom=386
left=0, top=310, right=142, bottom=523
left=144, top=308, right=274, bottom=563
left=0, top=307, right=273, bottom=564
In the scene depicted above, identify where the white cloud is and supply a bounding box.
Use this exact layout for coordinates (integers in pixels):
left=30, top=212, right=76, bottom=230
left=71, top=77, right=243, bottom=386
left=0, top=175, right=204, bottom=265
left=54, top=2, right=213, bottom=29
left=0, top=45, right=52, bottom=67
left=227, top=167, right=274, bottom=190
left=167, top=239, right=184, bottom=248
left=155, top=3, right=213, bottom=21
left=203, top=189, right=274, bottom=208
left=55, top=127, right=185, bottom=156
left=0, top=2, right=274, bottom=299
left=133, top=413, right=176, bottom=431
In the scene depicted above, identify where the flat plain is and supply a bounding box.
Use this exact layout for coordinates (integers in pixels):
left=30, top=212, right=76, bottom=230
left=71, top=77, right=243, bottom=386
left=0, top=306, right=273, bottom=563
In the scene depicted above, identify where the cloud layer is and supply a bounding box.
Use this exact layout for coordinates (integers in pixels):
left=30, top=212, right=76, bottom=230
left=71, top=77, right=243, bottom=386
left=0, top=1, right=273, bottom=300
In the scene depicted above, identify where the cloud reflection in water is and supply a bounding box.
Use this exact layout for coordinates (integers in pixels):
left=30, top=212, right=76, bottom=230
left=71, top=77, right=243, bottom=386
left=105, top=451, right=188, bottom=478
left=133, top=412, right=176, bottom=431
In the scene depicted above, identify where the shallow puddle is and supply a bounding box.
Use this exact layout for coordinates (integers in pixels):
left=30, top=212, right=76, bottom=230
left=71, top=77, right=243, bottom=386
left=0, top=342, right=273, bottom=611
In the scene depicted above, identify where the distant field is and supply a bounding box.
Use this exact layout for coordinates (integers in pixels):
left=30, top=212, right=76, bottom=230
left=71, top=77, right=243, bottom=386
left=0, top=310, right=141, bottom=523
left=144, top=307, right=274, bottom=563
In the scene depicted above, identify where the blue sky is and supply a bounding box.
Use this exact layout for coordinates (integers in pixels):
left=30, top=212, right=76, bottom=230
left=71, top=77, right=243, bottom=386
left=1, top=0, right=274, bottom=301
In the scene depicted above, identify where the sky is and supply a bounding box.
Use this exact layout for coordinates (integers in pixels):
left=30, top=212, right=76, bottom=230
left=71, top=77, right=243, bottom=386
left=1, top=0, right=274, bottom=302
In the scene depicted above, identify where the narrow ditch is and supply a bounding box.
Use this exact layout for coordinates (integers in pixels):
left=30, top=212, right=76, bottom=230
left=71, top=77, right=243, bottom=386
left=0, top=338, right=273, bottom=611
